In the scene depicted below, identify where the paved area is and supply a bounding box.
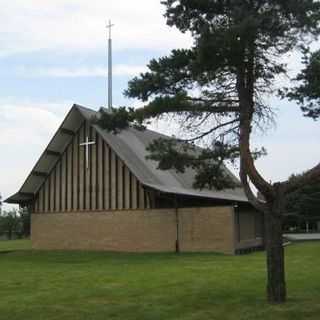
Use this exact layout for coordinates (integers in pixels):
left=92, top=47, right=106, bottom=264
left=284, top=233, right=320, bottom=241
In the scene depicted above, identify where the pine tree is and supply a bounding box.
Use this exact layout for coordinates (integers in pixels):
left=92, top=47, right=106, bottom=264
left=0, top=193, right=2, bottom=216
left=96, top=0, right=320, bottom=303
left=287, top=49, right=320, bottom=119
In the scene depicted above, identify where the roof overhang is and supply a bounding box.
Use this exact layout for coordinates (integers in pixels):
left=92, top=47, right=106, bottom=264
left=4, top=104, right=93, bottom=205
left=143, top=183, right=248, bottom=203
left=5, top=192, right=34, bottom=205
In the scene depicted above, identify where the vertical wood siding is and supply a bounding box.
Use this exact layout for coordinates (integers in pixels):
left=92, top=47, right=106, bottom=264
left=33, top=122, right=152, bottom=213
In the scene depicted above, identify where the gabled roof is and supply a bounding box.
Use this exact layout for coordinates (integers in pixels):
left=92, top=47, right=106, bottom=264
left=6, top=104, right=248, bottom=204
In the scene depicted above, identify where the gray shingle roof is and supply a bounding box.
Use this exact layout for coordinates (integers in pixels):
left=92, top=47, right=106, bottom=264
left=6, top=104, right=248, bottom=204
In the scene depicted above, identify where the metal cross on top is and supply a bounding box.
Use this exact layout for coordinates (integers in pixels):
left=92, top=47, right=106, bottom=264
left=80, top=136, right=95, bottom=170
left=106, top=19, right=114, bottom=39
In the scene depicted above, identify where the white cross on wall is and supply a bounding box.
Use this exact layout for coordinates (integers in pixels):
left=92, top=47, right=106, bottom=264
left=79, top=136, right=95, bottom=170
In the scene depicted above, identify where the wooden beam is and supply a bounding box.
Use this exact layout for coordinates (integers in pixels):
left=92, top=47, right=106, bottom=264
left=46, top=150, right=61, bottom=157
left=60, top=128, right=75, bottom=136
left=32, top=171, right=48, bottom=178
left=19, top=192, right=34, bottom=197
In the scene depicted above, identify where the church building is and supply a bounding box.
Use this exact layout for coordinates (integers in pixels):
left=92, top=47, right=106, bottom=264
left=6, top=104, right=264, bottom=254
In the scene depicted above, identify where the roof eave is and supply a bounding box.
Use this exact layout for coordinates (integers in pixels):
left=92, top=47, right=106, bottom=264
left=143, top=183, right=249, bottom=203
left=5, top=192, right=34, bottom=205
left=7, top=104, right=88, bottom=200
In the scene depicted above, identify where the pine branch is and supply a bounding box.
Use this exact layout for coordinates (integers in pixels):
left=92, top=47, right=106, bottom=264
left=177, top=118, right=239, bottom=142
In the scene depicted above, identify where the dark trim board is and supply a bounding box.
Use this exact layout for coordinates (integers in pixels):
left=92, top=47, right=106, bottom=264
left=32, top=171, right=48, bottom=178
left=60, top=128, right=75, bottom=136
left=45, top=150, right=60, bottom=157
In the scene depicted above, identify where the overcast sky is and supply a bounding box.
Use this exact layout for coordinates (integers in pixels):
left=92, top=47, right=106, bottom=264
left=1, top=0, right=320, bottom=210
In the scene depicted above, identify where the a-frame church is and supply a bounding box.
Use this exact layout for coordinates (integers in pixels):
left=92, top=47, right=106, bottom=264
left=6, top=104, right=264, bottom=254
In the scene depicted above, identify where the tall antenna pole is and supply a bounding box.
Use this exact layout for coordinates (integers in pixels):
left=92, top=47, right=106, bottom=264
left=106, top=20, right=114, bottom=111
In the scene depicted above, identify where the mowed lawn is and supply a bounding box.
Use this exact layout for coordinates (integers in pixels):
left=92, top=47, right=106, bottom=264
left=0, top=241, right=319, bottom=320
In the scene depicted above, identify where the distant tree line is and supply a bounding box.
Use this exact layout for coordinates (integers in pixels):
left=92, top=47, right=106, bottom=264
left=0, top=208, right=30, bottom=240
left=284, top=174, right=320, bottom=232
left=286, top=175, right=320, bottom=217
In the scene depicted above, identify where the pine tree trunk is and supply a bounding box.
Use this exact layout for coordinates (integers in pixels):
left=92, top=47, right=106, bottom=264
left=264, top=204, right=286, bottom=303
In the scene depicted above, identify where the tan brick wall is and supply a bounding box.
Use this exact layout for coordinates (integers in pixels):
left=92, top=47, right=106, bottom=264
left=32, top=209, right=177, bottom=252
left=31, top=207, right=235, bottom=254
left=178, top=207, right=235, bottom=254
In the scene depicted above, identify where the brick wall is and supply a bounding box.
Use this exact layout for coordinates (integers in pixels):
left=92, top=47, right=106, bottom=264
left=178, top=207, right=235, bottom=254
left=31, top=207, right=235, bottom=254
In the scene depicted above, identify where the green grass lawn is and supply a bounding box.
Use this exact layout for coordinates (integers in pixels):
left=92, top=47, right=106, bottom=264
left=0, top=240, right=319, bottom=320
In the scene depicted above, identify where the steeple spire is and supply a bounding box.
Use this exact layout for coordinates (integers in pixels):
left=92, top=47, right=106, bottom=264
left=106, top=20, right=114, bottom=111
